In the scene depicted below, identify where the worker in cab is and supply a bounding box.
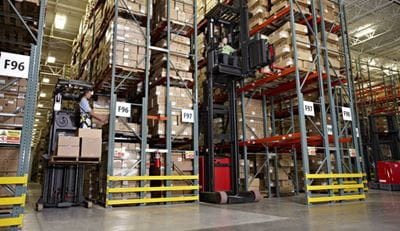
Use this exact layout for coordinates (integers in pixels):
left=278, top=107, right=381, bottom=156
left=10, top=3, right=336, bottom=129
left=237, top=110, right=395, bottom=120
left=219, top=37, right=236, bottom=55
left=79, top=89, right=106, bottom=128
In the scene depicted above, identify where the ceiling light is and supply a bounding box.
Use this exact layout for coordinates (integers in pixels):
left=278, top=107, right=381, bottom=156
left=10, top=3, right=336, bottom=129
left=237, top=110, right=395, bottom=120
left=40, top=92, right=46, bottom=97
left=54, top=14, right=67, bottom=30
left=47, top=56, right=56, bottom=63
left=35, top=119, right=39, bottom=122
left=38, top=103, right=44, bottom=108
left=353, top=24, right=375, bottom=38
left=36, top=112, right=41, bottom=116
left=42, top=78, right=50, bottom=83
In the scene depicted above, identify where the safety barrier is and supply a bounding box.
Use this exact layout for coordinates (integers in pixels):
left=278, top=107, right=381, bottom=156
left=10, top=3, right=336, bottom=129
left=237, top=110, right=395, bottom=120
left=305, top=173, right=366, bottom=204
left=106, top=175, right=199, bottom=206
left=0, top=175, right=28, bottom=228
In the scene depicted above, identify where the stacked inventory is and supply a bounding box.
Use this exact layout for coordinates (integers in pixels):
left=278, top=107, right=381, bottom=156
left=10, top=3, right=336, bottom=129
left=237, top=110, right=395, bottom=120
left=0, top=0, right=39, bottom=54
left=231, top=0, right=365, bottom=203
left=248, top=0, right=270, bottom=29
left=71, top=0, right=199, bottom=206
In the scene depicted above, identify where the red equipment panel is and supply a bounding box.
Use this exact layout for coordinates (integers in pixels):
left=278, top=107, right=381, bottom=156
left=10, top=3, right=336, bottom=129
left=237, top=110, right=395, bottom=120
left=378, top=161, right=400, bottom=184
left=214, top=157, right=231, bottom=192
left=199, top=156, right=231, bottom=192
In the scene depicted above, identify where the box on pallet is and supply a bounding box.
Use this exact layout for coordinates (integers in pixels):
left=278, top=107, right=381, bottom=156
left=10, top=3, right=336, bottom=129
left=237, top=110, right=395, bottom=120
left=57, top=135, right=80, bottom=157
left=78, top=128, right=102, bottom=159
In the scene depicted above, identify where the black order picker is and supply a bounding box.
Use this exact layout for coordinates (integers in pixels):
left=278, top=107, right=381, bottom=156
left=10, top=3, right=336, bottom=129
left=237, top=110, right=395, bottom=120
left=199, top=0, right=274, bottom=204
left=36, top=80, right=95, bottom=211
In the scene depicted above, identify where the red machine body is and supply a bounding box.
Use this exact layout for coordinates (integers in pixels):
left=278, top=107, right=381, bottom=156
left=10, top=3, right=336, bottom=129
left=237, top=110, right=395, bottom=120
left=199, top=156, right=231, bottom=192
left=377, top=161, right=400, bottom=184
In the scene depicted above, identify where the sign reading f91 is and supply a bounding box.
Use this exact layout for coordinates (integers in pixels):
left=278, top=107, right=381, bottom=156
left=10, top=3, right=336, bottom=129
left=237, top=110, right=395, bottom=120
left=0, top=52, right=30, bottom=79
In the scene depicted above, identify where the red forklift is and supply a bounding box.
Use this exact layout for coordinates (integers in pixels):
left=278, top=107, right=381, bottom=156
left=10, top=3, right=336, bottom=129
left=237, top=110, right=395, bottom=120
left=199, top=0, right=274, bottom=204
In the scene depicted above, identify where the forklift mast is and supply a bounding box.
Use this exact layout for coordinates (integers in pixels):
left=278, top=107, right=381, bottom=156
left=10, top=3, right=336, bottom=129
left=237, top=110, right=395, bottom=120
left=201, top=0, right=274, bottom=203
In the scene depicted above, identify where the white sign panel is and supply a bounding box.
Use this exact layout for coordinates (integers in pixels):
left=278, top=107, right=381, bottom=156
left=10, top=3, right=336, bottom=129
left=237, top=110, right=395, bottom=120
left=304, top=101, right=315, bottom=117
left=0, top=52, right=30, bottom=78
left=349, top=148, right=357, bottom=157
left=327, top=125, right=333, bottom=135
left=182, top=109, right=194, bottom=123
left=342, top=107, right=352, bottom=121
left=116, top=102, right=131, bottom=117
left=308, top=147, right=317, bottom=156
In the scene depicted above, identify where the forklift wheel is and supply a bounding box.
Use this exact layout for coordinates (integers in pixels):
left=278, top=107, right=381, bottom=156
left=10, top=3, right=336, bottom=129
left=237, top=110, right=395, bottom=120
left=218, top=191, right=228, bottom=204
left=36, top=203, right=44, bottom=212
left=250, top=190, right=262, bottom=202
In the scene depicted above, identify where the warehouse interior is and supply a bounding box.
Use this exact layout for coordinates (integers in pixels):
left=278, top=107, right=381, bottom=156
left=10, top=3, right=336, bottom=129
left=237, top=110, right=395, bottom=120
left=1, top=0, right=400, bottom=230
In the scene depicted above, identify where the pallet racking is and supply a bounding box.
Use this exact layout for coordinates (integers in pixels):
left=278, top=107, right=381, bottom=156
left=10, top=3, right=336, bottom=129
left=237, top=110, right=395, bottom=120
left=197, top=0, right=366, bottom=204
left=0, top=0, right=43, bottom=229
left=71, top=0, right=200, bottom=206
left=354, top=60, right=400, bottom=185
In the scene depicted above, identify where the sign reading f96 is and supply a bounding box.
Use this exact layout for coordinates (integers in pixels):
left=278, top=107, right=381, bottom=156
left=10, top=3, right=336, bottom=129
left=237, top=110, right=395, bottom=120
left=116, top=102, right=131, bottom=118
left=0, top=52, right=30, bottom=79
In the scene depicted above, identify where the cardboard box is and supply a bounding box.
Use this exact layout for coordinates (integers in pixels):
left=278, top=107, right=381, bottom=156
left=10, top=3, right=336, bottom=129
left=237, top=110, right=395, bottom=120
left=57, top=135, right=80, bottom=157
left=81, top=137, right=102, bottom=159
left=78, top=128, right=102, bottom=138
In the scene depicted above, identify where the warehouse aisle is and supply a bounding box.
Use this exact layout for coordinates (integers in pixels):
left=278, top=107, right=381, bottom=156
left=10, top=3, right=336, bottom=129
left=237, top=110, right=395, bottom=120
left=22, top=185, right=400, bottom=231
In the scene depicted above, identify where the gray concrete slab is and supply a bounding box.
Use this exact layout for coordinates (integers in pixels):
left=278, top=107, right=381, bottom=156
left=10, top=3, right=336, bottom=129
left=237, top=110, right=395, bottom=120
left=21, top=185, right=400, bottom=231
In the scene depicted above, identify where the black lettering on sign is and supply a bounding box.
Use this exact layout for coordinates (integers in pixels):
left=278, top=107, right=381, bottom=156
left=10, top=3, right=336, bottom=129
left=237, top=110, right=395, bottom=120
left=4, top=59, right=24, bottom=71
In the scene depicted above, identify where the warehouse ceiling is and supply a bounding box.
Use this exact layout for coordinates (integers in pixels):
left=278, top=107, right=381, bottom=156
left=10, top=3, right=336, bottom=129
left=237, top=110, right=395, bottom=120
left=345, top=0, right=400, bottom=63
left=33, top=0, right=88, bottom=147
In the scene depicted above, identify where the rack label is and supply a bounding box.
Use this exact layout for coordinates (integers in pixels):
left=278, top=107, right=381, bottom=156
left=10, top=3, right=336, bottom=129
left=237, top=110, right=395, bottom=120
left=308, top=147, right=317, bottom=156
left=327, top=125, right=333, bottom=135
left=349, top=148, right=357, bottom=157
left=182, top=109, right=194, bottom=123
left=304, top=101, right=315, bottom=117
left=342, top=107, right=352, bottom=121
left=0, top=52, right=30, bottom=78
left=116, top=102, right=131, bottom=117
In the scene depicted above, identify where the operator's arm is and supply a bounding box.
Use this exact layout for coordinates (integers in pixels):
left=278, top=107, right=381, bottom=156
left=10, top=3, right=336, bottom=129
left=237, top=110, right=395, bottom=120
left=89, top=111, right=104, bottom=122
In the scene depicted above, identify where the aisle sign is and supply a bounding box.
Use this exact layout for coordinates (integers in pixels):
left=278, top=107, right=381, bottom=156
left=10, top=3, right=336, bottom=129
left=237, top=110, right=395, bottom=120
left=349, top=148, right=357, bottom=157
left=0, top=52, right=30, bottom=78
left=116, top=102, right=131, bottom=117
left=327, top=125, right=333, bottom=135
left=342, top=107, right=352, bottom=121
left=182, top=109, right=194, bottom=123
left=304, top=101, right=315, bottom=117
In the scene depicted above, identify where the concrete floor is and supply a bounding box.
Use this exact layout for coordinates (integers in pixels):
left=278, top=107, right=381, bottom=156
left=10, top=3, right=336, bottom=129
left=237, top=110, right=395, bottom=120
left=22, top=186, right=400, bottom=231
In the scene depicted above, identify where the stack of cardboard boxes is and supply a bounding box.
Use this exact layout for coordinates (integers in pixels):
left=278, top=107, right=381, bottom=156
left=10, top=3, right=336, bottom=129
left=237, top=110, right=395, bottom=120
left=148, top=86, right=193, bottom=139
left=269, top=22, right=314, bottom=72
left=270, top=0, right=310, bottom=15
left=153, top=0, right=194, bottom=27
left=248, top=0, right=270, bottom=29
left=237, top=98, right=268, bottom=141
left=55, top=129, right=102, bottom=160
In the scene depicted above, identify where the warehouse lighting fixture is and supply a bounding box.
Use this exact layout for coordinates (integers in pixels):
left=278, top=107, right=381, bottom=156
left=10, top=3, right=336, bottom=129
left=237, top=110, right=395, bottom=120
left=54, top=14, right=67, bottom=30
left=353, top=24, right=375, bottom=38
left=47, top=56, right=56, bottom=63
left=36, top=112, right=41, bottom=116
left=40, top=92, right=46, bottom=97
left=38, top=103, right=44, bottom=108
left=42, top=78, right=50, bottom=83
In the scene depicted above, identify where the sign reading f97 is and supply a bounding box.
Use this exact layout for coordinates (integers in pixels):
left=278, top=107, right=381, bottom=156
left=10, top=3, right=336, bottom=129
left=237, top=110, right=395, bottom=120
left=0, top=52, right=30, bottom=79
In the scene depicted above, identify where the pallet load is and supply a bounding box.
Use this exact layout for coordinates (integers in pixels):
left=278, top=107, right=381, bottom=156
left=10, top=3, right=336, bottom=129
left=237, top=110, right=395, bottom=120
left=270, top=0, right=310, bottom=15
left=311, top=32, right=342, bottom=75
left=237, top=98, right=267, bottom=140
left=0, top=77, right=26, bottom=126
left=269, top=22, right=314, bottom=71
left=153, top=0, right=194, bottom=29
left=248, top=0, right=270, bottom=29
left=148, top=86, right=193, bottom=140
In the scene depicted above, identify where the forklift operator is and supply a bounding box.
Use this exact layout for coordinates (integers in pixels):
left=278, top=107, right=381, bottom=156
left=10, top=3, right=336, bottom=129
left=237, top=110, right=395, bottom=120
left=219, top=37, right=236, bottom=55
left=79, top=90, right=105, bottom=128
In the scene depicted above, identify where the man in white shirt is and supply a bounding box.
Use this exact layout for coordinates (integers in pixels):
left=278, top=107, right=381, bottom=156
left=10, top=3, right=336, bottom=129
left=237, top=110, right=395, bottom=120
left=79, top=90, right=105, bottom=128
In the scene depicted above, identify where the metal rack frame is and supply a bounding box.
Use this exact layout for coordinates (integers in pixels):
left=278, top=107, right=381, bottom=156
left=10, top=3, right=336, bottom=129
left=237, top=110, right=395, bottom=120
left=209, top=0, right=367, bottom=204
left=104, top=0, right=199, bottom=206
left=0, top=0, right=45, bottom=229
